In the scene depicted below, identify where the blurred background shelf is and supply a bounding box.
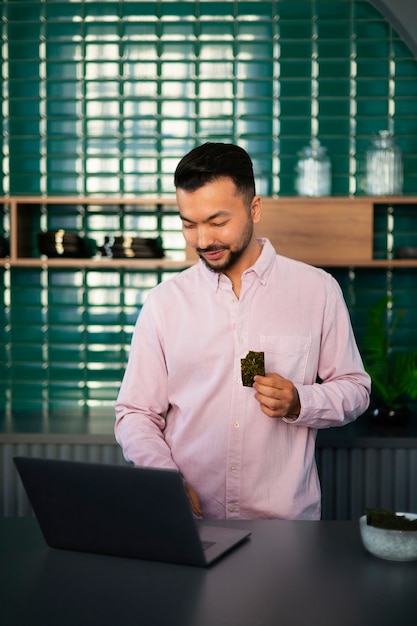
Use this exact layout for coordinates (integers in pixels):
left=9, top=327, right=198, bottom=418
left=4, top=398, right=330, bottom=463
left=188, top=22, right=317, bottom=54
left=3, top=195, right=417, bottom=268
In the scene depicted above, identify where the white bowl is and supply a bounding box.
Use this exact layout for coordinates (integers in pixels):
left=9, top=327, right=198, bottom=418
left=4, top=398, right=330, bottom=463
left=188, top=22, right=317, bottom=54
left=359, top=512, right=417, bottom=561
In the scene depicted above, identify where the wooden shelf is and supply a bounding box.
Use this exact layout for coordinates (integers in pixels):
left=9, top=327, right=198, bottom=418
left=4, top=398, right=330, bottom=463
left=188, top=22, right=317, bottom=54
left=5, top=257, right=417, bottom=270
left=257, top=197, right=374, bottom=265
left=301, top=259, right=417, bottom=268
left=1, top=195, right=417, bottom=270
left=7, top=257, right=193, bottom=270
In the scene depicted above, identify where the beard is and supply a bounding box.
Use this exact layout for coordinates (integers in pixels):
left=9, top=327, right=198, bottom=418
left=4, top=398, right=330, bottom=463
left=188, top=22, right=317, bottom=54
left=196, top=218, right=254, bottom=274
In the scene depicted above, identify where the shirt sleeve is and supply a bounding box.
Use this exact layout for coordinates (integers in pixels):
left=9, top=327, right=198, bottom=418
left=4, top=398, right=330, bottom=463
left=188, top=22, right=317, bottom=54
left=114, top=294, right=180, bottom=471
left=283, top=273, right=371, bottom=429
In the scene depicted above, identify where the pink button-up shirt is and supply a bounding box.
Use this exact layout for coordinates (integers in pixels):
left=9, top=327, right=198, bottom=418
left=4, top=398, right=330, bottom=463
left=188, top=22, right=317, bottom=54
left=115, top=239, right=370, bottom=520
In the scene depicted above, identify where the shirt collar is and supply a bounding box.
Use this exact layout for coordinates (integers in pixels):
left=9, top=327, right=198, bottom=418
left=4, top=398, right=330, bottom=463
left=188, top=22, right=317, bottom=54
left=197, top=238, right=276, bottom=291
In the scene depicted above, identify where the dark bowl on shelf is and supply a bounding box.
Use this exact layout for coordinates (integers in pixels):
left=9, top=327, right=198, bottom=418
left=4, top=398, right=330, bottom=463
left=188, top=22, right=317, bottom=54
left=395, top=246, right=417, bottom=259
left=100, top=235, right=164, bottom=259
left=38, top=231, right=97, bottom=258
left=0, top=236, right=10, bottom=258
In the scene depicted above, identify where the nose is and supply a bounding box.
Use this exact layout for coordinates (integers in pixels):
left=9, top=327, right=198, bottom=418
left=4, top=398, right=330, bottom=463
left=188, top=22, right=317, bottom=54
left=194, top=225, right=215, bottom=251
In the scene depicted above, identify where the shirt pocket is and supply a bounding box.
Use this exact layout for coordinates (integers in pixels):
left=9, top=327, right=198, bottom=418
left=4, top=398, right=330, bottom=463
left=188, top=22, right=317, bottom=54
left=260, top=335, right=311, bottom=382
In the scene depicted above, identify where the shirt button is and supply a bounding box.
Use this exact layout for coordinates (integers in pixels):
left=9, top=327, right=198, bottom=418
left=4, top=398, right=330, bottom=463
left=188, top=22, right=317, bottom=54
left=231, top=465, right=237, bottom=472
left=233, top=421, right=239, bottom=428
left=229, top=506, right=236, bottom=513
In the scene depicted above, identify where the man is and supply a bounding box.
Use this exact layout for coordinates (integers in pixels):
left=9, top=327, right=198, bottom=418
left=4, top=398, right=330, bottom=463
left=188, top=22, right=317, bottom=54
left=115, top=142, right=370, bottom=520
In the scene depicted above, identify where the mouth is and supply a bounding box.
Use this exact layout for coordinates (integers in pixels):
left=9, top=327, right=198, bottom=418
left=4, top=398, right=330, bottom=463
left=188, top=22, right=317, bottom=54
left=198, top=247, right=228, bottom=263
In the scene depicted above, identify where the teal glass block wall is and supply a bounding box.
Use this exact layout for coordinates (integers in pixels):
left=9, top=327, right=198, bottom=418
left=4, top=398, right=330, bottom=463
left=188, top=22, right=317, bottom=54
left=1, top=0, right=417, bottom=419
left=3, top=0, right=417, bottom=197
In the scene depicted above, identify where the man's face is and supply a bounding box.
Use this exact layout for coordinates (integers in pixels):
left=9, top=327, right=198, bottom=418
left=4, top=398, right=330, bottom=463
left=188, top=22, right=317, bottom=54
left=177, top=177, right=261, bottom=274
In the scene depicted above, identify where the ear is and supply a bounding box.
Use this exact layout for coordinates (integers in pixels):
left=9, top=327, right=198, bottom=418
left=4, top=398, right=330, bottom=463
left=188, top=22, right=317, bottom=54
left=251, top=195, right=262, bottom=224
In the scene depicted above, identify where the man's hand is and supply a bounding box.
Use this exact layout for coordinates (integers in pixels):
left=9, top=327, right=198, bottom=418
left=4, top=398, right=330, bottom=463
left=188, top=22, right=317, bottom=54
left=184, top=481, right=202, bottom=517
left=253, top=373, right=301, bottom=419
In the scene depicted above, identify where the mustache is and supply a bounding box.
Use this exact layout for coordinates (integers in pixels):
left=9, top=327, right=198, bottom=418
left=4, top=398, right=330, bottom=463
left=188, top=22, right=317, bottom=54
left=196, top=245, right=228, bottom=254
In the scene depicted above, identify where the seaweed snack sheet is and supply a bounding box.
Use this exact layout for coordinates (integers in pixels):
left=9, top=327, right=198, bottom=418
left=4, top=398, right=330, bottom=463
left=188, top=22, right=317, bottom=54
left=241, top=351, right=265, bottom=387
left=366, top=508, right=417, bottom=531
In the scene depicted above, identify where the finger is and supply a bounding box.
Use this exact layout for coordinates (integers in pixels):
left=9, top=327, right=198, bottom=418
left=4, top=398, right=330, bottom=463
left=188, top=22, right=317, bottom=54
left=254, top=373, right=287, bottom=392
left=185, top=482, right=202, bottom=517
left=190, top=494, right=202, bottom=517
left=254, top=388, right=295, bottom=418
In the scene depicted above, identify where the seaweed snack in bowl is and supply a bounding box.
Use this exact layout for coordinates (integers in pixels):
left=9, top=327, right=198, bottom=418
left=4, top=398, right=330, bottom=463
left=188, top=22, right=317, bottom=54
left=359, top=508, right=417, bottom=561
left=366, top=508, right=417, bottom=530
left=241, top=351, right=265, bottom=387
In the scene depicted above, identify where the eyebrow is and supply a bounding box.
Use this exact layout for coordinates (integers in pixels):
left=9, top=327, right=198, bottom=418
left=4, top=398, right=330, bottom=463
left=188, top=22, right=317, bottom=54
left=179, top=210, right=231, bottom=225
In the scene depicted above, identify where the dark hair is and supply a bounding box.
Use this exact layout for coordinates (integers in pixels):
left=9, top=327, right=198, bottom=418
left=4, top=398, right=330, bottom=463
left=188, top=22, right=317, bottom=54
left=174, top=142, right=256, bottom=203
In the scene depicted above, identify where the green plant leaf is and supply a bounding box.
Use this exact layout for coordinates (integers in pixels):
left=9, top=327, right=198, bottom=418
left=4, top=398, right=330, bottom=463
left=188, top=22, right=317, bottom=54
left=397, top=351, right=417, bottom=399
left=362, top=296, right=415, bottom=408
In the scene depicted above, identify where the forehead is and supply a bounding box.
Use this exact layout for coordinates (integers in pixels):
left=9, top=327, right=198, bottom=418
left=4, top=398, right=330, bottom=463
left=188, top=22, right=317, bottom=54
left=176, top=178, right=246, bottom=221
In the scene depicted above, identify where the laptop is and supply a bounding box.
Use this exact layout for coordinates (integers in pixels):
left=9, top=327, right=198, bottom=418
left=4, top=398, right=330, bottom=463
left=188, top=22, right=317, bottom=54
left=13, top=456, right=251, bottom=567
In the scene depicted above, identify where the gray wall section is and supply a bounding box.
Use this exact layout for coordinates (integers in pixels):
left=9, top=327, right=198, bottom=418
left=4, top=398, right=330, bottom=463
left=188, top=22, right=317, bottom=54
left=371, top=0, right=417, bottom=58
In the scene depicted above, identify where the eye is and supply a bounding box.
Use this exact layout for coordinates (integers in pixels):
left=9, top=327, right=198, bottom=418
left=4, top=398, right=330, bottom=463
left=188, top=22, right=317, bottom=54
left=212, top=220, right=227, bottom=228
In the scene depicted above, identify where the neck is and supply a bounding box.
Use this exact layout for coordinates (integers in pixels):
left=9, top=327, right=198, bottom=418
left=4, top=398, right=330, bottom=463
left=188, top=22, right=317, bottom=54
left=224, top=238, right=262, bottom=298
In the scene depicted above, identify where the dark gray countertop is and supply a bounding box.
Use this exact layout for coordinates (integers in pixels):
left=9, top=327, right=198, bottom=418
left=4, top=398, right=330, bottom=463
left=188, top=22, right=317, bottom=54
left=1, top=517, right=417, bottom=626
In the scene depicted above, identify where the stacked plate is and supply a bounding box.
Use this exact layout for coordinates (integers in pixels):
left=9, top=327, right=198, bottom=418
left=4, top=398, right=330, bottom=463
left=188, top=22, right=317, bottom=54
left=100, top=235, right=164, bottom=259
left=38, top=230, right=96, bottom=258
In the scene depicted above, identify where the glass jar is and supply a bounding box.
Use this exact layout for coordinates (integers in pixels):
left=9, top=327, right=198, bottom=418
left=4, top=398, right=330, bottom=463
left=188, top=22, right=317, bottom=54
left=295, top=139, right=331, bottom=197
left=366, top=130, right=403, bottom=196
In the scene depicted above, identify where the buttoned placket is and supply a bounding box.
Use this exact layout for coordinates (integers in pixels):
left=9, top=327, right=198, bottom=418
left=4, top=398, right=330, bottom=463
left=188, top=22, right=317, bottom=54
left=220, top=273, right=255, bottom=519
